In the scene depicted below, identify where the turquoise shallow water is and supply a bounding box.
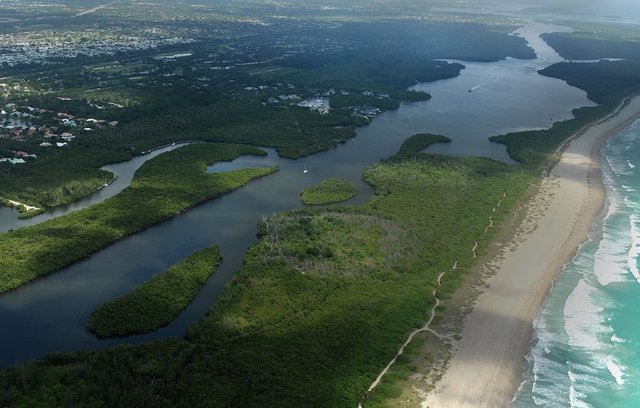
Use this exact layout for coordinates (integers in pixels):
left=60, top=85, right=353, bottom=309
left=514, top=119, right=640, bottom=407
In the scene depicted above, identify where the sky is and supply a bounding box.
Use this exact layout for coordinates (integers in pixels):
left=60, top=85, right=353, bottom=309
left=435, top=0, right=640, bottom=24
left=506, top=0, right=640, bottom=20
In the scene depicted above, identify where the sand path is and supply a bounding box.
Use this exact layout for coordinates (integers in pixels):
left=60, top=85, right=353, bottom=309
left=359, top=193, right=507, bottom=407
left=422, top=95, right=640, bottom=408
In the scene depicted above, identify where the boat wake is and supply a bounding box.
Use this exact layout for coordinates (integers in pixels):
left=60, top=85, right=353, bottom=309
left=468, top=76, right=498, bottom=92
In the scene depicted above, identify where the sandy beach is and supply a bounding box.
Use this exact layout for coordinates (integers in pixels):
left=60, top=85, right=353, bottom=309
left=422, top=95, right=640, bottom=408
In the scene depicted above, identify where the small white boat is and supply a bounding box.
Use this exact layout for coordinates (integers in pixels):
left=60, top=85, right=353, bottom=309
left=303, top=161, right=308, bottom=174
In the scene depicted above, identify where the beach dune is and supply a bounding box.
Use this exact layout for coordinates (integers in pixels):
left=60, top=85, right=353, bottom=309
left=422, top=96, right=640, bottom=408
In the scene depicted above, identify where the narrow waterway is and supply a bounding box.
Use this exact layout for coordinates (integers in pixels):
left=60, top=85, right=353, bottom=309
left=0, top=24, right=596, bottom=367
left=0, top=143, right=188, bottom=233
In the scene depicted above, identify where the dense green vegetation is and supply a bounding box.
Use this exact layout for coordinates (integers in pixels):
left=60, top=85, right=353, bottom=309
left=394, top=133, right=451, bottom=158
left=7, top=50, right=640, bottom=405
left=88, top=246, right=222, bottom=338
left=542, top=32, right=640, bottom=61
left=541, top=60, right=640, bottom=105
left=0, top=151, right=533, bottom=407
left=491, top=59, right=640, bottom=166
left=0, top=154, right=123, bottom=210
left=300, top=178, right=358, bottom=205
left=0, top=144, right=276, bottom=293
left=491, top=104, right=605, bottom=165
left=0, top=105, right=358, bottom=209
left=326, top=21, right=535, bottom=62
left=329, top=93, right=409, bottom=111
left=5, top=8, right=635, bottom=408
left=0, top=197, right=44, bottom=219
left=0, top=16, right=535, bottom=209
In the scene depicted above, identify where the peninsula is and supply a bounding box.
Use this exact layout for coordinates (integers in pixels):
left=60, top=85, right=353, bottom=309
left=423, top=95, right=640, bottom=407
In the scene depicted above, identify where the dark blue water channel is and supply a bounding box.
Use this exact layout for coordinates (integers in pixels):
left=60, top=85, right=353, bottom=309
left=0, top=24, right=596, bottom=367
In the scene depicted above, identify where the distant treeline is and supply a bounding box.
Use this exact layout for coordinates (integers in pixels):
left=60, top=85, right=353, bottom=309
left=0, top=19, right=536, bottom=209
left=542, top=32, right=640, bottom=61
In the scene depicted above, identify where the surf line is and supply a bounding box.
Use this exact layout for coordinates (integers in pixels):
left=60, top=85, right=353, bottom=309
left=358, top=192, right=507, bottom=407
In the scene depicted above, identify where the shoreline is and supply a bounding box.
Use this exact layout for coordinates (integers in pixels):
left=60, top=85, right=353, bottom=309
left=422, top=95, right=640, bottom=408
left=5, top=199, right=40, bottom=212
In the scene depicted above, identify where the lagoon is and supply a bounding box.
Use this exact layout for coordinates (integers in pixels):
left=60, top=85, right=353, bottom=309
left=0, top=24, right=596, bottom=367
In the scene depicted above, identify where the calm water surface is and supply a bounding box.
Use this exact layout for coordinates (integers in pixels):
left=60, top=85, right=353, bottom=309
left=0, top=143, right=188, bottom=233
left=0, top=24, right=596, bottom=367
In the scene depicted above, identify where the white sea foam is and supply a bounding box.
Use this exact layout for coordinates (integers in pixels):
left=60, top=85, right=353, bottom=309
left=611, top=334, right=626, bottom=343
left=528, top=277, right=610, bottom=407
left=594, top=230, right=627, bottom=285
left=530, top=317, right=572, bottom=406
left=565, top=361, right=613, bottom=408
left=568, top=370, right=579, bottom=408
left=568, top=370, right=592, bottom=408
left=593, top=168, right=629, bottom=285
left=603, top=182, right=622, bottom=222
left=627, top=215, right=640, bottom=283
left=564, top=280, right=607, bottom=350
left=604, top=139, right=634, bottom=175
left=624, top=196, right=640, bottom=212
left=510, top=378, right=528, bottom=404
left=531, top=349, right=568, bottom=399
left=522, top=120, right=640, bottom=407
left=606, top=357, right=625, bottom=385
left=621, top=184, right=635, bottom=193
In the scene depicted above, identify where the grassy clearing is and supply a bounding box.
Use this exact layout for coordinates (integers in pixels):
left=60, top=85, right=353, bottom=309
left=0, top=144, right=276, bottom=293
left=257, top=211, right=406, bottom=277
left=88, top=245, right=222, bottom=338
left=300, top=178, right=358, bottom=205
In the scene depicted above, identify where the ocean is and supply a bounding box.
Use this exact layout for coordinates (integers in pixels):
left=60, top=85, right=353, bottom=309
left=514, top=119, right=640, bottom=407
